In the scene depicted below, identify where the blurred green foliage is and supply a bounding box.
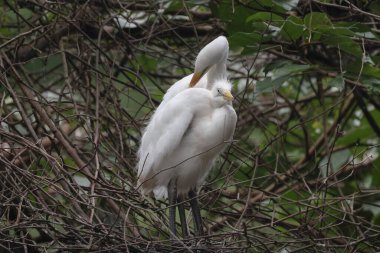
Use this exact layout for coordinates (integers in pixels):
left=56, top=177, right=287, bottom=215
left=1, top=0, right=380, bottom=252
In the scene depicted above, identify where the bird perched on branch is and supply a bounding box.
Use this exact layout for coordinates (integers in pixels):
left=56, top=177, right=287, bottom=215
left=137, top=36, right=236, bottom=238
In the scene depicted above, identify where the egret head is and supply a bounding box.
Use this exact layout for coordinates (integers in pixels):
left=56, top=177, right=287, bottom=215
left=212, top=80, right=234, bottom=103
left=190, top=36, right=229, bottom=87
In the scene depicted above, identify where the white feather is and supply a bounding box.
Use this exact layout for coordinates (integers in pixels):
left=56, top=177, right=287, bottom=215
left=137, top=81, right=236, bottom=198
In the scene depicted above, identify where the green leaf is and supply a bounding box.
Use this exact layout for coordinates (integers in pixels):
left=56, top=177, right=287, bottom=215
left=262, top=60, right=288, bottom=74
left=281, top=16, right=304, bottom=41
left=246, top=12, right=284, bottom=24
left=27, top=228, right=41, bottom=239
left=19, top=8, right=33, bottom=20
left=228, top=32, right=264, bottom=49
left=337, top=124, right=374, bottom=146
left=333, top=22, right=377, bottom=38
left=272, top=63, right=310, bottom=77
left=257, top=61, right=311, bottom=92
left=165, top=0, right=182, bottom=12
left=323, top=27, right=355, bottom=37
left=304, top=12, right=332, bottom=29
left=211, top=2, right=252, bottom=34
left=360, top=76, right=380, bottom=94
left=323, top=34, right=362, bottom=57
left=340, top=22, right=372, bottom=33
left=256, top=75, right=290, bottom=92
left=361, top=64, right=380, bottom=79
left=241, top=44, right=276, bottom=55
left=346, top=61, right=380, bottom=79
left=136, top=55, right=157, bottom=72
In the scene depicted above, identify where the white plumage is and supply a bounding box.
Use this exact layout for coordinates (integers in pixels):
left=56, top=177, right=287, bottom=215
left=137, top=81, right=236, bottom=198
left=137, top=36, right=236, bottom=199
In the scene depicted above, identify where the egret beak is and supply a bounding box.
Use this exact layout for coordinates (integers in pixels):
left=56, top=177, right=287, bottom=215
left=223, top=90, right=234, bottom=101
left=189, top=72, right=202, bottom=87
left=189, top=66, right=211, bottom=87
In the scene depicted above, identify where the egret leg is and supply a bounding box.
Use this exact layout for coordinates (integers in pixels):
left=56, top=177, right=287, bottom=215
left=168, top=179, right=177, bottom=239
left=177, top=195, right=189, bottom=238
left=188, top=189, right=204, bottom=236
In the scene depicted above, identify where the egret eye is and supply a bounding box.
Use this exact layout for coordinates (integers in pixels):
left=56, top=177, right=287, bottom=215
left=217, top=88, right=223, bottom=95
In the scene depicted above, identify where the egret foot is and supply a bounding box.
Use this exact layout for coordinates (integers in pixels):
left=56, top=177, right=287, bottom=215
left=177, top=195, right=189, bottom=238
left=168, top=178, right=177, bottom=239
left=188, top=189, right=204, bottom=237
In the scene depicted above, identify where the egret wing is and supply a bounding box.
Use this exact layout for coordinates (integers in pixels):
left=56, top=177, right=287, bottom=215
left=162, top=75, right=192, bottom=103
left=162, top=74, right=208, bottom=104
left=138, top=95, right=195, bottom=178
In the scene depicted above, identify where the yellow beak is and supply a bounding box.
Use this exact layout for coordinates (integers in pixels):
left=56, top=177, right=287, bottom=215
left=189, top=72, right=202, bottom=87
left=223, top=90, right=234, bottom=101
left=189, top=66, right=211, bottom=87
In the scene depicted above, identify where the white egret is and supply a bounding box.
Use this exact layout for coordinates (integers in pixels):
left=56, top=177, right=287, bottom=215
left=137, top=81, right=236, bottom=195
left=137, top=80, right=236, bottom=237
left=162, top=36, right=229, bottom=103
left=137, top=36, right=236, bottom=238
